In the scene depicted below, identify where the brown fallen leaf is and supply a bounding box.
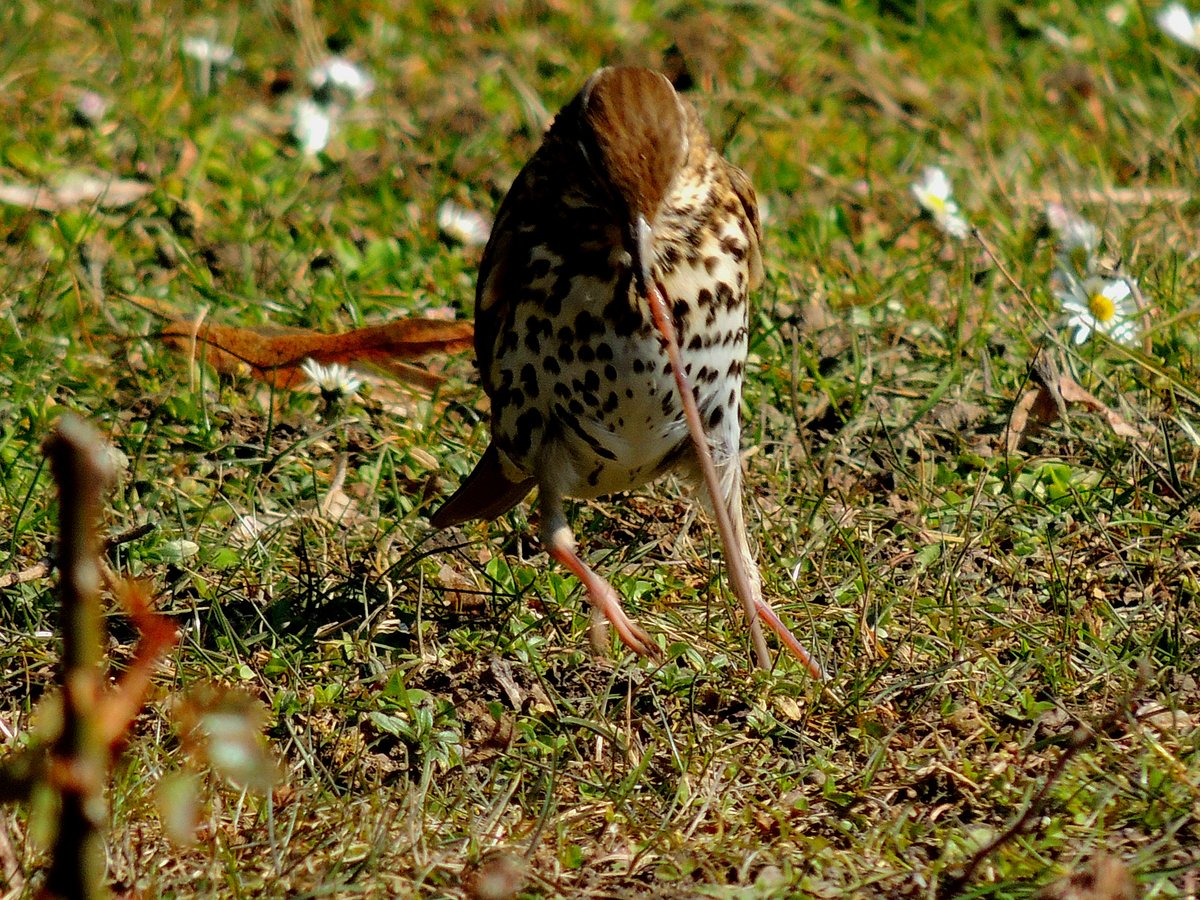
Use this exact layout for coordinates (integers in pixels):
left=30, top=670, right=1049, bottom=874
left=1035, top=853, right=1138, bottom=900
left=0, top=173, right=152, bottom=211
left=130, top=295, right=473, bottom=390
left=1004, top=352, right=1142, bottom=454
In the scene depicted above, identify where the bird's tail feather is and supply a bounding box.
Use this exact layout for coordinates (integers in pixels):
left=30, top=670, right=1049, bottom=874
left=429, top=443, right=535, bottom=528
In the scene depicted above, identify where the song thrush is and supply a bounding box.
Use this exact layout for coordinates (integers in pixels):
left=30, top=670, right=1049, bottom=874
left=432, top=66, right=822, bottom=677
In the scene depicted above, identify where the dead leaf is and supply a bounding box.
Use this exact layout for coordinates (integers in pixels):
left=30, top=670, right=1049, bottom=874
left=439, top=563, right=484, bottom=612
left=1004, top=354, right=1142, bottom=454
left=1056, top=376, right=1142, bottom=439
left=129, top=295, right=472, bottom=391
left=1035, top=854, right=1138, bottom=900
left=0, top=173, right=152, bottom=211
left=317, top=454, right=357, bottom=522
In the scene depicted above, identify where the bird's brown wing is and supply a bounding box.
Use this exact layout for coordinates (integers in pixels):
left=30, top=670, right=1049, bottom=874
left=724, top=162, right=764, bottom=290
left=473, top=162, right=542, bottom=397
left=430, top=163, right=545, bottom=529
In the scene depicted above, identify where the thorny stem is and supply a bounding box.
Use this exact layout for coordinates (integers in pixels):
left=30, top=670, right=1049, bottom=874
left=44, top=415, right=114, bottom=900
left=937, top=665, right=1147, bottom=898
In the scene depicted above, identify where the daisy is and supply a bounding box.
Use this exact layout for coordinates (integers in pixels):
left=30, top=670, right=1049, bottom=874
left=1158, top=2, right=1200, bottom=50
left=181, top=36, right=235, bottom=66
left=437, top=200, right=492, bottom=248
left=1056, top=273, right=1139, bottom=345
left=911, top=166, right=970, bottom=239
left=301, top=359, right=362, bottom=402
left=309, top=56, right=375, bottom=103
left=1045, top=203, right=1100, bottom=276
left=292, top=99, right=334, bottom=155
left=181, top=37, right=236, bottom=97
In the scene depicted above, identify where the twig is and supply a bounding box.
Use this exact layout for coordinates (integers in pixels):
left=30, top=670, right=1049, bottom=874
left=0, top=521, right=156, bottom=590
left=44, top=414, right=114, bottom=900
left=937, top=666, right=1148, bottom=898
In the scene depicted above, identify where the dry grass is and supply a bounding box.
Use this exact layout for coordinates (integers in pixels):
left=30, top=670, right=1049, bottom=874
left=2, top=0, right=1200, bottom=896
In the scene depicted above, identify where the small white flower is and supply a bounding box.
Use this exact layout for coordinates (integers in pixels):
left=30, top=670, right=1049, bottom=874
left=1045, top=203, right=1100, bottom=275
left=911, top=166, right=970, bottom=239
left=437, top=200, right=492, bottom=248
left=74, top=91, right=109, bottom=127
left=292, top=99, right=334, bottom=155
left=181, top=37, right=235, bottom=65
left=1057, top=272, right=1139, bottom=345
left=309, top=56, right=374, bottom=103
left=1158, top=2, right=1200, bottom=50
left=181, top=37, right=236, bottom=97
left=301, top=358, right=362, bottom=401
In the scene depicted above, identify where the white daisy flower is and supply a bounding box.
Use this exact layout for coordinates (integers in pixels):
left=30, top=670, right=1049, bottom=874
left=1158, top=3, right=1200, bottom=49
left=181, top=36, right=235, bottom=65
left=74, top=91, right=109, bottom=127
left=437, top=200, right=492, bottom=248
left=309, top=56, right=375, bottom=103
left=1057, top=273, right=1139, bottom=345
left=181, top=37, right=237, bottom=97
left=292, top=98, right=334, bottom=155
left=911, top=166, right=970, bottom=239
left=1045, top=203, right=1100, bottom=275
left=301, top=359, right=362, bottom=402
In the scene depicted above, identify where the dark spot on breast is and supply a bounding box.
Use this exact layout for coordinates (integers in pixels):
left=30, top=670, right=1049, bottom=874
left=596, top=342, right=613, bottom=361
left=687, top=334, right=702, bottom=351
left=720, top=236, right=746, bottom=261
left=708, top=405, right=725, bottom=427
left=704, top=256, right=719, bottom=275
left=603, top=364, right=617, bottom=381
left=579, top=345, right=595, bottom=363
left=558, top=344, right=574, bottom=363
left=574, top=309, right=604, bottom=342
left=513, top=408, right=544, bottom=453
left=554, top=382, right=571, bottom=400
left=716, top=282, right=735, bottom=309
left=584, top=370, right=600, bottom=392
left=602, top=391, right=619, bottom=413
left=524, top=331, right=541, bottom=354
left=531, top=257, right=552, bottom=279
left=633, top=359, right=645, bottom=374
left=568, top=398, right=583, bottom=415
left=543, top=355, right=561, bottom=375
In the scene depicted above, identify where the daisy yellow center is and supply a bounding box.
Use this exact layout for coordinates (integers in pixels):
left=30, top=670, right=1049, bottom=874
left=925, top=193, right=947, bottom=216
left=1088, top=292, right=1116, bottom=323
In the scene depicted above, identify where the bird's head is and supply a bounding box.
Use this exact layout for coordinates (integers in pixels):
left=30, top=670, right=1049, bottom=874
left=574, top=66, right=690, bottom=298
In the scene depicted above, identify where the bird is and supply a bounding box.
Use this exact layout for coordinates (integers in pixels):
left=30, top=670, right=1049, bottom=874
left=431, top=65, right=822, bottom=678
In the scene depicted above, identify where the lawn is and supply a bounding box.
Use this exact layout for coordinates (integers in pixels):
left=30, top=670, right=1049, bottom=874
left=2, top=1, right=1200, bottom=896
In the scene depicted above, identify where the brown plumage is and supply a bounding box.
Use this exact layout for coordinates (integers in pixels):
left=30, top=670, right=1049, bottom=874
left=432, top=66, right=822, bottom=676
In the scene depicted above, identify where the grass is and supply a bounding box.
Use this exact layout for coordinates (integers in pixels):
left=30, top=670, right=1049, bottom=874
left=2, top=0, right=1200, bottom=896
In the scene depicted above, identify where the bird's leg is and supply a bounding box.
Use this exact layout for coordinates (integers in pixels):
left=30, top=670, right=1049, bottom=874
left=645, top=280, right=825, bottom=680
left=718, top=461, right=773, bottom=670
left=540, top=493, right=660, bottom=660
